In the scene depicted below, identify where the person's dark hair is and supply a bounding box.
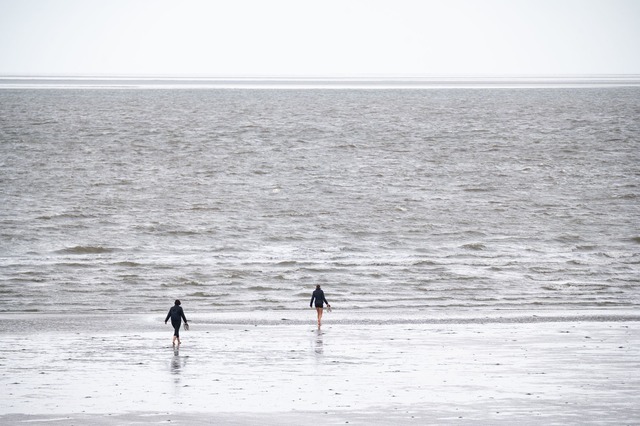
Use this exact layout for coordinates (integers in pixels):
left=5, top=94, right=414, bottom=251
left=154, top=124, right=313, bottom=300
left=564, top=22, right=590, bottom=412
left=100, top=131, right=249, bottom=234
left=316, top=285, right=321, bottom=289
left=174, top=299, right=181, bottom=305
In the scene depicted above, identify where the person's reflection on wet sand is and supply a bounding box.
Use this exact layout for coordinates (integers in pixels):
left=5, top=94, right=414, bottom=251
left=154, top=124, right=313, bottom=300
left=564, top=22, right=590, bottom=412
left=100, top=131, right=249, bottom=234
left=171, top=346, right=188, bottom=383
left=314, top=328, right=324, bottom=355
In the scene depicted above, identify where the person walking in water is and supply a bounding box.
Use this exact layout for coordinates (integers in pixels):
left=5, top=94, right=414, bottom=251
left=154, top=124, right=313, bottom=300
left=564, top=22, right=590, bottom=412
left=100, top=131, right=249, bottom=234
left=310, top=285, right=330, bottom=327
left=165, top=299, right=188, bottom=346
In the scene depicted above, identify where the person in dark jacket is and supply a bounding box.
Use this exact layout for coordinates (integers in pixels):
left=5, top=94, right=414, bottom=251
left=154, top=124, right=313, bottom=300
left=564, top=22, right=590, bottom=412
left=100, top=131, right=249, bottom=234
left=310, top=285, right=330, bottom=327
left=165, top=299, right=188, bottom=346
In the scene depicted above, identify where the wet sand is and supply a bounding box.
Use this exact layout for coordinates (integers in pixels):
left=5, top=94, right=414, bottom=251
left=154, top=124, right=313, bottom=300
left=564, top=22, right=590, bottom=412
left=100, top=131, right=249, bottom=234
left=1, top=310, right=638, bottom=425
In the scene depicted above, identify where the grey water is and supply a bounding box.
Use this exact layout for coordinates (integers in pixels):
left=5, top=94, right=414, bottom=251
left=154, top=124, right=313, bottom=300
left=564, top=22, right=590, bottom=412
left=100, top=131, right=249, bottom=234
left=1, top=86, right=639, bottom=314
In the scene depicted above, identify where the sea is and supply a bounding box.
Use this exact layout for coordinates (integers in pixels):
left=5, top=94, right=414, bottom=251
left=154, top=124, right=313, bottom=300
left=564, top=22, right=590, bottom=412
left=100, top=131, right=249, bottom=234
left=1, top=78, right=639, bottom=316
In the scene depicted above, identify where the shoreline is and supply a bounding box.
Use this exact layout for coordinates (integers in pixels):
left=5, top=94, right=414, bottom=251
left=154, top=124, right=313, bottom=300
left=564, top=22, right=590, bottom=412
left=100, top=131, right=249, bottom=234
left=1, top=311, right=638, bottom=424
left=2, top=307, right=639, bottom=326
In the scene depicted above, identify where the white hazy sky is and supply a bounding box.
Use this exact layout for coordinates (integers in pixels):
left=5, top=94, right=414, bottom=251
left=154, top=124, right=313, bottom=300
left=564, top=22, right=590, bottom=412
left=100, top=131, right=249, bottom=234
left=1, top=0, right=639, bottom=77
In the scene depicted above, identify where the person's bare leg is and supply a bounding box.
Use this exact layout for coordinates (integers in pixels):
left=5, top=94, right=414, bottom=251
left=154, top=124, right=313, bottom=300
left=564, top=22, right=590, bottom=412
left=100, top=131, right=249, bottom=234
left=316, top=307, right=323, bottom=327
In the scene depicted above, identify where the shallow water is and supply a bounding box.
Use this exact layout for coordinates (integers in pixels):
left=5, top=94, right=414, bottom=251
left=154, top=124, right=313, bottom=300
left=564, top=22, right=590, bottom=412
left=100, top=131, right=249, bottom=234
left=1, top=87, right=639, bottom=314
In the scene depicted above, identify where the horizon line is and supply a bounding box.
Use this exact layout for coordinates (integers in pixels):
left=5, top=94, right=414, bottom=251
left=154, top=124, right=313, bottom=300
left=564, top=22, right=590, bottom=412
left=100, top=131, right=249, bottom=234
left=2, top=73, right=640, bottom=80
left=2, top=74, right=640, bottom=90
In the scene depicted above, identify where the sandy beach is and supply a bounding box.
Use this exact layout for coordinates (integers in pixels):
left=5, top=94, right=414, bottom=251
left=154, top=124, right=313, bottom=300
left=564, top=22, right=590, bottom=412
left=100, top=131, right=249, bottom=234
left=1, top=310, right=638, bottom=425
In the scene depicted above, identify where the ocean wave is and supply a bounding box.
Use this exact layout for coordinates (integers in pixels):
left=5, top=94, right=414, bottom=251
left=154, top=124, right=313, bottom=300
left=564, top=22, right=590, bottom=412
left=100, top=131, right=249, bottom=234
left=36, top=213, right=95, bottom=221
left=188, top=291, right=212, bottom=298
left=411, top=260, right=442, bottom=266
left=247, top=285, right=282, bottom=292
left=275, top=261, right=298, bottom=266
left=56, top=262, right=94, bottom=268
left=462, top=187, right=495, bottom=193
left=114, top=261, right=142, bottom=267
left=555, top=234, right=585, bottom=243
left=461, top=243, right=486, bottom=251
left=55, top=246, right=117, bottom=254
left=178, top=280, right=206, bottom=287
left=574, top=245, right=597, bottom=251
left=616, top=193, right=637, bottom=199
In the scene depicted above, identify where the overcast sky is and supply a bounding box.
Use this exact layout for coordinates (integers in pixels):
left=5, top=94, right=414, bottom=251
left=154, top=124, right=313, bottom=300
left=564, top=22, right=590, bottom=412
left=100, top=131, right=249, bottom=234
left=1, top=0, right=639, bottom=77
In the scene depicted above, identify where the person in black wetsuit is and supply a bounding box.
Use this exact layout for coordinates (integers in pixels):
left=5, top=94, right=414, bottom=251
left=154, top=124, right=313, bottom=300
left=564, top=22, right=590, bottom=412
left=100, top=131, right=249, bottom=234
left=310, top=285, right=330, bottom=327
left=165, top=299, right=188, bottom=346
